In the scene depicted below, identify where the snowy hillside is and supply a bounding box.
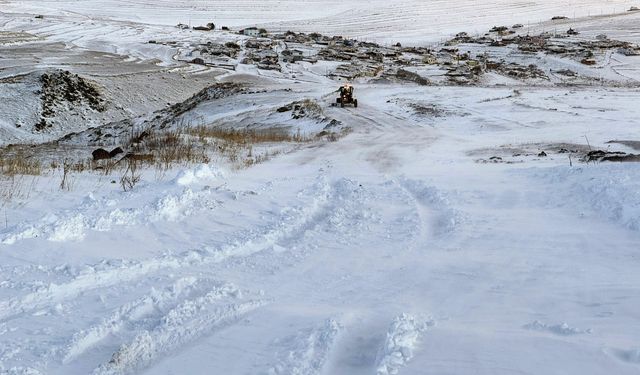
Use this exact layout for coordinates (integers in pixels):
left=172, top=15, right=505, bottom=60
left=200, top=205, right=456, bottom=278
left=1, top=1, right=640, bottom=375
left=2, top=0, right=640, bottom=44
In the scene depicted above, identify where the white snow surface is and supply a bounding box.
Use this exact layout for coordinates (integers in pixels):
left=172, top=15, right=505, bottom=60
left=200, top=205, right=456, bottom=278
left=2, top=83, right=639, bottom=374
left=1, top=2, right=640, bottom=375
left=376, top=314, right=433, bottom=375
left=2, top=0, right=640, bottom=45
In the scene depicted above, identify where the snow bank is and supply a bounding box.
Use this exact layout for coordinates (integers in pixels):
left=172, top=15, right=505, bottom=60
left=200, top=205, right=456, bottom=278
left=375, top=314, right=433, bottom=375
left=525, top=164, right=640, bottom=231
left=174, top=165, right=225, bottom=186
left=0, top=168, right=226, bottom=245
left=48, top=214, right=87, bottom=242
left=269, top=318, right=342, bottom=375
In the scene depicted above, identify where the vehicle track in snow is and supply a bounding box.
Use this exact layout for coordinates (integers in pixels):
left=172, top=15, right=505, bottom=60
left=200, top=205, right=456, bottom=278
left=375, top=314, right=433, bottom=375
left=94, top=291, right=264, bottom=375
left=0, top=167, right=381, bottom=373
left=397, top=177, right=461, bottom=239
left=268, top=318, right=342, bottom=375
left=62, top=277, right=235, bottom=364
left=0, top=170, right=332, bottom=322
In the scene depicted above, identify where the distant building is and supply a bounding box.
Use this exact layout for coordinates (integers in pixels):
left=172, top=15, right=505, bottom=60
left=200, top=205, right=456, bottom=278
left=281, top=49, right=304, bottom=62
left=191, top=57, right=206, bottom=65
left=242, top=27, right=260, bottom=37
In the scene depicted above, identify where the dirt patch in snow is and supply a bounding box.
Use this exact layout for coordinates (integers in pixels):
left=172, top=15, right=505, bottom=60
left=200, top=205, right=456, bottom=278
left=470, top=142, right=591, bottom=164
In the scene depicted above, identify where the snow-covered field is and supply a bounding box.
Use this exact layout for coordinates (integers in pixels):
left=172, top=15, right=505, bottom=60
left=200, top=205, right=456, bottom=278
left=1, top=1, right=640, bottom=375
left=2, top=0, right=640, bottom=43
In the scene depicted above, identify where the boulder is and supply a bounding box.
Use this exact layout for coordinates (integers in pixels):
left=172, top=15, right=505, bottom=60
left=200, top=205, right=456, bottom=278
left=109, top=147, right=124, bottom=158
left=92, top=148, right=111, bottom=161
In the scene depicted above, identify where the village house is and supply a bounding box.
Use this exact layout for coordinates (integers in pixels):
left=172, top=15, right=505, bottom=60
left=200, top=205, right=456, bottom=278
left=241, top=27, right=261, bottom=37
left=281, top=49, right=304, bottom=62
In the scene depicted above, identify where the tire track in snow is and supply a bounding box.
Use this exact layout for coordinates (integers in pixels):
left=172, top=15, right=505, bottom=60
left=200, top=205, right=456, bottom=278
left=375, top=314, right=433, bottom=375
left=63, top=277, right=236, bottom=364
left=93, top=296, right=264, bottom=375
left=392, top=180, right=429, bottom=247
left=0, top=255, right=189, bottom=322
left=0, top=171, right=332, bottom=322
left=398, top=177, right=461, bottom=238
left=268, top=318, right=342, bottom=375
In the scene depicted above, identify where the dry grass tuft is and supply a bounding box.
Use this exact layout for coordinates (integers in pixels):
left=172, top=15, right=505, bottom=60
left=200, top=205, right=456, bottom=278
left=188, top=126, right=309, bottom=144
left=0, top=123, right=326, bottom=199
left=0, top=152, right=42, bottom=176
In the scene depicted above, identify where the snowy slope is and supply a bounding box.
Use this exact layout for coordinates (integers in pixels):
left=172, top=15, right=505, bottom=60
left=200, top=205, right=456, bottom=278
left=2, top=0, right=640, bottom=45
left=1, top=83, right=640, bottom=375
left=1, top=2, right=640, bottom=375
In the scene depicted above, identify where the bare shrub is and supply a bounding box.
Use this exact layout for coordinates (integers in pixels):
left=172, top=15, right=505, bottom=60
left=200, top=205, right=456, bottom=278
left=120, top=158, right=141, bottom=191
left=59, top=160, right=72, bottom=191
left=0, top=121, right=320, bottom=203
left=0, top=175, right=37, bottom=206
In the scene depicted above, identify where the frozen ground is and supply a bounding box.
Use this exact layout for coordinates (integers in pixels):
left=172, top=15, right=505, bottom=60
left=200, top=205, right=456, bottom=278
left=1, top=2, right=640, bottom=375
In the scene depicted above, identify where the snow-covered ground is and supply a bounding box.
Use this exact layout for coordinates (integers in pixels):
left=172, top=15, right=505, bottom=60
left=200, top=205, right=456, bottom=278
left=1, top=2, right=640, bottom=375
left=2, top=82, right=639, bottom=374
left=2, top=0, right=640, bottom=43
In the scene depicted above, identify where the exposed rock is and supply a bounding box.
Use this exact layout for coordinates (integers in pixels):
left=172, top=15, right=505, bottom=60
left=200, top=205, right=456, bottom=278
left=584, top=149, right=640, bottom=162
left=92, top=148, right=111, bottom=161
left=602, top=154, right=640, bottom=162
left=490, top=26, right=509, bottom=33
left=193, top=23, right=215, bottom=31
left=555, top=69, right=577, bottom=76
left=109, top=147, right=124, bottom=158
left=92, top=147, right=124, bottom=160
left=37, top=70, right=105, bottom=132
left=396, top=69, right=430, bottom=85
left=581, top=58, right=596, bottom=66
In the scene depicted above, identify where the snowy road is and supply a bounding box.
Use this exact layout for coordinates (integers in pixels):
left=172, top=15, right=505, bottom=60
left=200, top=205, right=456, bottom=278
left=1, top=83, right=640, bottom=374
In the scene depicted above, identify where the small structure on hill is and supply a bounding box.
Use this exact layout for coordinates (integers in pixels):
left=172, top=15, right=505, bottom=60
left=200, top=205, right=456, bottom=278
left=194, top=23, right=215, bottom=31
left=241, top=27, right=261, bottom=37
left=567, top=28, right=579, bottom=36
left=282, top=49, right=304, bottom=62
